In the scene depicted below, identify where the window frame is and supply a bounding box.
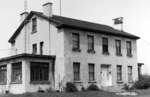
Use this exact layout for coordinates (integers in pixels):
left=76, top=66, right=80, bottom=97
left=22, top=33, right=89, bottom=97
left=102, top=37, right=109, bottom=55
left=32, top=43, right=37, bottom=54
left=40, top=42, right=44, bottom=55
left=32, top=17, right=37, bottom=33
left=128, top=66, right=133, bottom=83
left=73, top=62, right=80, bottom=81
left=88, top=63, right=95, bottom=81
left=117, top=65, right=122, bottom=82
left=30, top=62, right=49, bottom=84
left=116, top=40, right=122, bottom=56
left=0, top=65, right=7, bottom=84
left=72, top=33, right=81, bottom=52
left=126, top=41, right=132, bottom=57
left=11, top=62, right=22, bottom=84
left=87, top=35, right=95, bottom=53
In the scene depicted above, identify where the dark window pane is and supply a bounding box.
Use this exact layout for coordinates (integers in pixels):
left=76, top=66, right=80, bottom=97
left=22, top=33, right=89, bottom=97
left=88, top=35, right=94, bottom=51
left=73, top=62, right=80, bottom=81
left=30, top=62, right=49, bottom=81
left=89, top=63, right=95, bottom=81
left=102, top=38, right=108, bottom=53
left=117, top=65, right=122, bottom=81
left=72, top=33, right=80, bottom=50
left=12, top=62, right=22, bottom=83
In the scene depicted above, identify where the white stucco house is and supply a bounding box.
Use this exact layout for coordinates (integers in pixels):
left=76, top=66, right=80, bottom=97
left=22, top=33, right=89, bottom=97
left=0, top=2, right=140, bottom=94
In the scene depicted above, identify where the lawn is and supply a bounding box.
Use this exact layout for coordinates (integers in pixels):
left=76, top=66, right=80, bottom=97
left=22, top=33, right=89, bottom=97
left=1, top=89, right=150, bottom=97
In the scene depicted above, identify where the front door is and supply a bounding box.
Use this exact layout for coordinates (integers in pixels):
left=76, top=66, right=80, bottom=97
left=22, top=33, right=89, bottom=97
left=101, top=65, right=112, bottom=87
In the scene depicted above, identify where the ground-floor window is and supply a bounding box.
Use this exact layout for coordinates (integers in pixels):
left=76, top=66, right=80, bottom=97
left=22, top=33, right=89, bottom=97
left=30, top=62, right=49, bottom=82
left=117, top=65, right=122, bottom=82
left=128, top=66, right=133, bottom=82
left=89, top=63, right=95, bottom=81
left=12, top=62, right=22, bottom=83
left=73, top=62, right=80, bottom=81
left=0, top=65, right=7, bottom=84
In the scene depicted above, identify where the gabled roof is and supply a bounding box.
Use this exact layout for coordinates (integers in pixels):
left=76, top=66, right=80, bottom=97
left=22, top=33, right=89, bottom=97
left=8, top=11, right=140, bottom=43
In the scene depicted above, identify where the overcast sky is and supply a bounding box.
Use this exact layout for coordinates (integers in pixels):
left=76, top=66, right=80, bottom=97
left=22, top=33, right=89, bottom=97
left=0, top=0, right=149, bottom=74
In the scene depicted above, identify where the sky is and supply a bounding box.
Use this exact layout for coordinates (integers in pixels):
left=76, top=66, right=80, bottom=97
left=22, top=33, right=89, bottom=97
left=0, top=0, right=149, bottom=74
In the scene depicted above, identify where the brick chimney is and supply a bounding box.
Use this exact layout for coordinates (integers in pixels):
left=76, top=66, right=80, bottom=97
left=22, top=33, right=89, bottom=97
left=20, top=12, right=29, bottom=22
left=43, top=2, right=53, bottom=17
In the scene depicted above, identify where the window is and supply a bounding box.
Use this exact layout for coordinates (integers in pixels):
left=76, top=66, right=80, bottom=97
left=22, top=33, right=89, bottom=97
left=89, top=63, right=95, bottom=81
left=32, top=44, right=37, bottom=54
left=128, top=66, right=133, bottom=82
left=30, top=62, right=49, bottom=82
left=117, top=65, right=122, bottom=82
left=87, top=35, right=95, bottom=53
left=32, top=18, right=37, bottom=33
left=116, top=40, right=122, bottom=56
left=102, top=37, right=109, bottom=54
left=40, top=42, right=44, bottom=55
left=126, top=41, right=132, bottom=57
left=12, top=62, right=22, bottom=83
left=0, top=65, right=7, bottom=84
left=73, top=62, right=80, bottom=81
left=72, top=33, right=80, bottom=51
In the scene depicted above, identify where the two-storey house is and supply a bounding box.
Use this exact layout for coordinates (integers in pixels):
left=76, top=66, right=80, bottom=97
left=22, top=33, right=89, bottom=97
left=0, top=2, right=140, bottom=94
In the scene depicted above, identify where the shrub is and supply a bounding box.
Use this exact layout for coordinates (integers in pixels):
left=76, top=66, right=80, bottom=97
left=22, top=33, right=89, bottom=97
left=122, top=83, right=133, bottom=91
left=65, top=82, right=78, bottom=92
left=133, top=75, right=150, bottom=89
left=87, top=84, right=99, bottom=91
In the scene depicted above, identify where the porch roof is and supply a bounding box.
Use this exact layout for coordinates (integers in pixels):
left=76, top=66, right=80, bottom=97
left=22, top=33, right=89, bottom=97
left=0, top=53, right=56, bottom=62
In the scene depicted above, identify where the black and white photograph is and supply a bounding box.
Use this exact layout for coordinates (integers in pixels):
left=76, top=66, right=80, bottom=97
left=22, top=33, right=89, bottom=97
left=0, top=0, right=148, bottom=97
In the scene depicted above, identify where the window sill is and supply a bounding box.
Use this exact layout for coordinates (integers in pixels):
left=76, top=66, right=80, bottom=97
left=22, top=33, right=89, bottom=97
left=73, top=81, right=82, bottom=83
left=30, top=81, right=50, bottom=84
left=87, top=50, right=95, bottom=54
left=103, top=52, right=109, bottom=55
left=88, top=81, right=97, bottom=83
left=72, top=48, right=81, bottom=52
left=117, top=80, right=123, bottom=84
left=11, top=81, right=22, bottom=84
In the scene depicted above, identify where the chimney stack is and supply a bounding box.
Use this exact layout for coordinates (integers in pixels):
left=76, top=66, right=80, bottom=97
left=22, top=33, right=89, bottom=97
left=20, top=12, right=29, bottom=22
left=43, top=2, right=53, bottom=17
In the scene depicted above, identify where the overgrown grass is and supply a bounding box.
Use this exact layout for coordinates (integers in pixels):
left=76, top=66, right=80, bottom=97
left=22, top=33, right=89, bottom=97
left=0, top=91, right=124, bottom=97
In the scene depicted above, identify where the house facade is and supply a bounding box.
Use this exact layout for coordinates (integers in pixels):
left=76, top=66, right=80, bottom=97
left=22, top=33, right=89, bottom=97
left=0, top=2, right=140, bottom=94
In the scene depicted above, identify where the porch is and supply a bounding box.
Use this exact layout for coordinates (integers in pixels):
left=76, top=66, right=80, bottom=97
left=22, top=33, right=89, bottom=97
left=0, top=53, right=55, bottom=94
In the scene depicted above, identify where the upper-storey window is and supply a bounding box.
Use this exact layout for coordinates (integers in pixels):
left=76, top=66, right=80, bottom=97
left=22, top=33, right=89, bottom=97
left=72, top=33, right=80, bottom=52
left=32, top=43, right=37, bottom=54
left=32, top=18, right=37, bottom=33
left=87, top=35, right=95, bottom=53
left=116, top=40, right=122, bottom=56
left=126, top=41, right=132, bottom=57
left=40, top=42, right=44, bottom=55
left=102, top=37, right=109, bottom=55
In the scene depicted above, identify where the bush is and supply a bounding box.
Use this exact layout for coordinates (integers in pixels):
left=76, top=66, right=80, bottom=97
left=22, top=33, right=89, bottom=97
left=133, top=75, right=150, bottom=89
left=65, top=82, right=78, bottom=92
left=87, top=84, right=99, bottom=91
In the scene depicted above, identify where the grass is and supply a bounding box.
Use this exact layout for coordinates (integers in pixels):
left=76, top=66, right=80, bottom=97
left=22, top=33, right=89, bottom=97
left=1, top=89, right=150, bottom=97
left=0, top=91, right=124, bottom=97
